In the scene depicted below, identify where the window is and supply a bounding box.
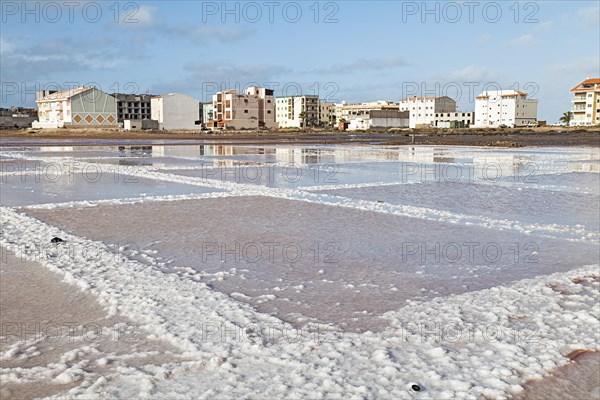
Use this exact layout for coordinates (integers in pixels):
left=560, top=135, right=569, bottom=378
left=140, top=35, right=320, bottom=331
left=244, top=110, right=248, bottom=113
left=267, top=110, right=271, bottom=114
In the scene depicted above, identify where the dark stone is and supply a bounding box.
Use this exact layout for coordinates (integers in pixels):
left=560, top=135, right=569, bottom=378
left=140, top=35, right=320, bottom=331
left=411, top=384, right=421, bottom=392
left=50, top=237, right=65, bottom=243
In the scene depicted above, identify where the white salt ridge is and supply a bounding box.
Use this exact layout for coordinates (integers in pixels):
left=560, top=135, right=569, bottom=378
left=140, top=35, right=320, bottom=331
left=1, top=206, right=599, bottom=399
left=6, top=154, right=597, bottom=243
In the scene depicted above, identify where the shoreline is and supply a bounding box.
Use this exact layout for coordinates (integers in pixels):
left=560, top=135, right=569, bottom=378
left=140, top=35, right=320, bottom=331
left=1, top=127, right=599, bottom=147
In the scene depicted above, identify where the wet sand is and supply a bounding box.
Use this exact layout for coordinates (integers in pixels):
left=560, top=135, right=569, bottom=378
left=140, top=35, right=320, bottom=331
left=1, top=127, right=599, bottom=147
left=0, top=252, right=182, bottom=400
left=513, top=350, right=600, bottom=400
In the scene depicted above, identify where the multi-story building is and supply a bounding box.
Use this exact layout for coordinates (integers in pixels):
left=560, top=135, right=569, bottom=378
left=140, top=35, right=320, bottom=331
left=473, top=90, right=538, bottom=128
left=151, top=93, right=201, bottom=130
left=433, top=111, right=475, bottom=128
left=319, top=101, right=336, bottom=127
left=335, top=101, right=399, bottom=122
left=211, top=86, right=275, bottom=130
left=0, top=107, right=38, bottom=129
left=275, top=95, right=319, bottom=128
left=113, top=93, right=155, bottom=122
left=33, top=87, right=117, bottom=129
left=399, top=96, right=457, bottom=128
left=201, top=102, right=214, bottom=126
left=570, top=78, right=600, bottom=126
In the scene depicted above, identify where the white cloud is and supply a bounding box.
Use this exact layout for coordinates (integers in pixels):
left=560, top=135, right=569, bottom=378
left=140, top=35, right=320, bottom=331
left=578, top=4, right=600, bottom=26
left=117, top=5, right=159, bottom=28
left=167, top=25, right=256, bottom=45
left=505, top=34, right=535, bottom=47
left=446, top=65, right=497, bottom=82
left=534, top=21, right=553, bottom=32
left=546, top=57, right=600, bottom=76
left=476, top=34, right=492, bottom=45
left=314, top=57, right=408, bottom=75
left=0, top=38, right=14, bottom=55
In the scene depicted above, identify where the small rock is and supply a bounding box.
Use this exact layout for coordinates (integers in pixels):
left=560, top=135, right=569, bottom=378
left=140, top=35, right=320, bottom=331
left=411, top=384, right=421, bottom=392
left=51, top=237, right=66, bottom=243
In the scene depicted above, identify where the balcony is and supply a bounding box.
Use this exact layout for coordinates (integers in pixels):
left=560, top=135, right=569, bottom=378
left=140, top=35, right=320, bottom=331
left=572, top=95, right=587, bottom=102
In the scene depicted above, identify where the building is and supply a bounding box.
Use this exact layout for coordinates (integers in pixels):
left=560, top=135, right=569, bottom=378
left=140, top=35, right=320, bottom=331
left=276, top=95, right=319, bottom=128
left=123, top=119, right=159, bottom=131
left=433, top=111, right=475, bottom=128
left=0, top=107, right=37, bottom=129
left=570, top=78, right=600, bottom=126
left=399, top=96, right=457, bottom=128
left=151, top=93, right=201, bottom=130
left=319, top=101, right=336, bottom=127
left=33, top=87, right=117, bottom=129
left=201, top=102, right=214, bottom=126
left=347, top=110, right=409, bottom=131
left=211, top=86, right=275, bottom=130
left=113, top=93, right=155, bottom=123
left=473, top=90, right=538, bottom=128
left=335, top=101, right=399, bottom=122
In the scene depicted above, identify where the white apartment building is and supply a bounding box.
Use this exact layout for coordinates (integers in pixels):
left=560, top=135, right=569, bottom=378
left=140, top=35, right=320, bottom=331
left=211, top=87, right=275, bottom=130
left=399, top=96, right=457, bottom=128
left=276, top=95, right=319, bottom=128
left=570, top=78, right=600, bottom=126
left=473, top=90, right=538, bottom=128
left=151, top=93, right=201, bottom=130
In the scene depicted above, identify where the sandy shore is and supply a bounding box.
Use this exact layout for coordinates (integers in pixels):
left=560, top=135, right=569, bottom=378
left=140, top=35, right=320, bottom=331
left=1, top=127, right=599, bottom=147
left=0, top=251, right=182, bottom=400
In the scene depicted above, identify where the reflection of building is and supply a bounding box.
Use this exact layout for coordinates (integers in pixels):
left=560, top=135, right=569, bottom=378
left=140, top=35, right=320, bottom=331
left=151, top=93, right=201, bottom=130
left=276, top=95, right=319, bottom=128
left=399, top=96, right=456, bottom=128
left=211, top=87, right=276, bottom=130
left=433, top=111, right=474, bottom=128
left=473, top=90, right=538, bottom=128
left=33, top=87, right=117, bottom=129
left=113, top=93, right=155, bottom=122
left=570, top=78, right=600, bottom=126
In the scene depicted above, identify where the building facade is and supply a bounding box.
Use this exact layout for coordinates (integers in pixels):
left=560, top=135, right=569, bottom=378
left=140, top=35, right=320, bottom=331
left=335, top=101, right=399, bottom=122
left=151, top=93, right=201, bottom=130
left=399, top=96, right=457, bottom=128
left=202, top=102, right=214, bottom=126
left=570, top=78, right=600, bottom=126
left=319, top=101, right=336, bottom=127
left=433, top=111, right=475, bottom=128
left=0, top=108, right=37, bottom=129
left=473, top=90, right=538, bottom=128
left=347, top=110, right=409, bottom=131
left=113, top=93, right=155, bottom=122
left=276, top=95, right=319, bottom=128
left=211, top=87, right=275, bottom=130
left=33, top=87, right=117, bottom=129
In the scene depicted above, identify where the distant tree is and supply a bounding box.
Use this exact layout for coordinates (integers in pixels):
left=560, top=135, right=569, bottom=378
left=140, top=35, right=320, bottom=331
left=559, top=111, right=573, bottom=126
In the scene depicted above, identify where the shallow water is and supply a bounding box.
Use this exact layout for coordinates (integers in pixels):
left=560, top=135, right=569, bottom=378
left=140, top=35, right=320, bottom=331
left=2, top=143, right=599, bottom=332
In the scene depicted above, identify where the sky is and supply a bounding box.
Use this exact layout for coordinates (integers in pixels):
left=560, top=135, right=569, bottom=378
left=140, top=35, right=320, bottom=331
left=1, top=0, right=599, bottom=122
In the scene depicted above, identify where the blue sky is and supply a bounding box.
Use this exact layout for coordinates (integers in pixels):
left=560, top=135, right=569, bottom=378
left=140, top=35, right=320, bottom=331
left=1, top=0, right=599, bottom=121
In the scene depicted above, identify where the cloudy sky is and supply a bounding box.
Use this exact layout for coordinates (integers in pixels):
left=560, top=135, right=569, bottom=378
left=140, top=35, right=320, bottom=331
left=1, top=0, right=598, bottom=121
